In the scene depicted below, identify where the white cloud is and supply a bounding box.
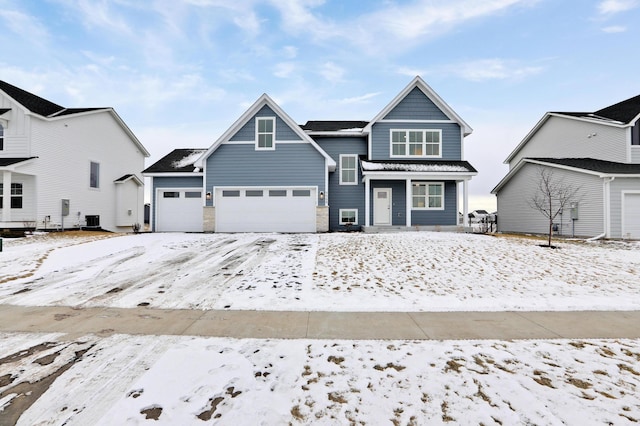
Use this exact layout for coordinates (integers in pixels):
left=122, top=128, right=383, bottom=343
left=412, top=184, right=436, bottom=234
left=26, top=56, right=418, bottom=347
left=602, top=25, right=627, bottom=32
left=449, top=59, right=544, bottom=82
left=339, top=92, right=382, bottom=104
left=282, top=45, right=298, bottom=59
left=320, top=62, right=345, bottom=83
left=597, top=0, right=638, bottom=14
left=0, top=7, right=50, bottom=47
left=273, top=62, right=297, bottom=78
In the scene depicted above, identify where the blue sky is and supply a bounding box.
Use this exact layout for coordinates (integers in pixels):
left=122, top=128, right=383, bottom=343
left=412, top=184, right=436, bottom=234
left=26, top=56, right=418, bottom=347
left=1, top=0, right=639, bottom=210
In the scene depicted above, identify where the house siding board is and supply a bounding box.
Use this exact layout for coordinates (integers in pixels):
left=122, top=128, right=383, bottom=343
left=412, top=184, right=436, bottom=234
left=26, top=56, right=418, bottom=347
left=0, top=94, right=31, bottom=157
left=496, top=163, right=603, bottom=237
left=410, top=181, right=457, bottom=226
left=370, top=122, right=462, bottom=161
left=631, top=147, right=640, bottom=163
left=609, top=178, right=640, bottom=238
left=383, top=88, right=449, bottom=120
left=205, top=143, right=325, bottom=204
left=315, top=136, right=367, bottom=230
left=509, top=116, right=627, bottom=168
left=229, top=105, right=302, bottom=142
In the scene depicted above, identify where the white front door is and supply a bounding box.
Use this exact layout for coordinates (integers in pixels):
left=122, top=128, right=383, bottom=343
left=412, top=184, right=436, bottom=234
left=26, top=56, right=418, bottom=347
left=373, top=188, right=392, bottom=225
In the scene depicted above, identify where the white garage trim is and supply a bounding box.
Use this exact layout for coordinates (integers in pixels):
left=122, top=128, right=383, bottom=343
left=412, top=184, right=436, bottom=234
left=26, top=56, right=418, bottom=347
left=155, top=187, right=203, bottom=232
left=214, top=186, right=317, bottom=233
left=621, top=191, right=640, bottom=239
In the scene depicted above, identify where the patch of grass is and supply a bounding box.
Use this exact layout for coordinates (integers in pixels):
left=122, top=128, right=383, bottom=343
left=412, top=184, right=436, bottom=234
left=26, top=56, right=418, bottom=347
left=328, top=392, right=347, bottom=404
left=327, top=355, right=345, bottom=366
left=618, top=363, right=640, bottom=376
left=444, top=359, right=464, bottom=373
left=290, top=405, right=305, bottom=421
left=566, top=377, right=592, bottom=389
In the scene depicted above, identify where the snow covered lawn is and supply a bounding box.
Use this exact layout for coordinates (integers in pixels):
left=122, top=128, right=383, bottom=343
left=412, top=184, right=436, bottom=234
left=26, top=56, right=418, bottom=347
left=1, top=332, right=638, bottom=425
left=0, top=231, right=638, bottom=311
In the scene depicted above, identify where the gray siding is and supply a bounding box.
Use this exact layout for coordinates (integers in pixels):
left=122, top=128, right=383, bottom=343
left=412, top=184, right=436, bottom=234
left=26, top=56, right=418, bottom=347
left=631, top=147, right=640, bottom=163
left=315, top=136, right=368, bottom=230
left=497, top=163, right=603, bottom=237
left=383, top=88, right=449, bottom=120
left=371, top=122, right=462, bottom=161
left=410, top=181, right=457, bottom=226
left=609, top=177, right=640, bottom=238
left=230, top=105, right=301, bottom=141
left=205, top=143, right=326, bottom=206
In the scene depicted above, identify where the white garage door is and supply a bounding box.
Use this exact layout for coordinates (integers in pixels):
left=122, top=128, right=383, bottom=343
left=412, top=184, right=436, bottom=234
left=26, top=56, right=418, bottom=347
left=622, top=192, right=640, bottom=239
left=215, top=187, right=316, bottom=232
left=156, top=188, right=203, bottom=232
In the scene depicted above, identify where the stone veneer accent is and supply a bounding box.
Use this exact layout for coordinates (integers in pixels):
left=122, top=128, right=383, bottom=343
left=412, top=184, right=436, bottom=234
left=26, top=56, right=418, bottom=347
left=203, top=206, right=215, bottom=232
left=316, top=206, right=329, bottom=233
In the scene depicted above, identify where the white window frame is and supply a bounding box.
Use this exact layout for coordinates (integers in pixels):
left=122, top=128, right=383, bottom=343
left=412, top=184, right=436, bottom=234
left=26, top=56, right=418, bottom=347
left=412, top=182, right=444, bottom=210
left=339, top=208, right=358, bottom=225
left=255, top=117, right=275, bottom=150
left=390, top=129, right=442, bottom=158
left=90, top=161, right=100, bottom=189
left=339, top=154, right=358, bottom=185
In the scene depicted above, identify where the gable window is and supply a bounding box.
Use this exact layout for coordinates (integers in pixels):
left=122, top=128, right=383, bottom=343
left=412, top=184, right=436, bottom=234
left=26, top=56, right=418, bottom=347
left=90, top=161, right=100, bottom=188
left=340, top=155, right=358, bottom=185
left=0, top=183, right=23, bottom=209
left=391, top=130, right=441, bottom=158
left=412, top=182, right=444, bottom=210
left=256, top=117, right=275, bottom=150
left=339, top=209, right=358, bottom=225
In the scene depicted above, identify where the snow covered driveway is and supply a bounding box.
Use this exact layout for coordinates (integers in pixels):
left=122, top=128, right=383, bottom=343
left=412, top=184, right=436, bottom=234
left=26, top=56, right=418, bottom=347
left=0, top=231, right=638, bottom=311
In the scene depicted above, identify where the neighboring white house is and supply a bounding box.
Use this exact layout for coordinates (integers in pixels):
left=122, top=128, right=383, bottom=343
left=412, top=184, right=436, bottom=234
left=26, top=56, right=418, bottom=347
left=492, top=94, right=640, bottom=239
left=0, top=80, right=149, bottom=233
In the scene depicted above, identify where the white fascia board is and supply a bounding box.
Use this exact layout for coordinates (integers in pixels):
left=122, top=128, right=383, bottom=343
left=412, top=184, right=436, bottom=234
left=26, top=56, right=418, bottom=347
left=363, top=76, right=473, bottom=136
left=304, top=131, right=364, bottom=137
left=361, top=171, right=477, bottom=181
left=142, top=172, right=204, bottom=178
left=114, top=175, right=144, bottom=186
left=194, top=94, right=336, bottom=170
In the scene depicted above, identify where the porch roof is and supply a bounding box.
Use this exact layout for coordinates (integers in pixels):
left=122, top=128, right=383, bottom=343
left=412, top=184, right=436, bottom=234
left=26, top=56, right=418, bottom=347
left=0, top=157, right=37, bottom=167
left=361, top=158, right=477, bottom=173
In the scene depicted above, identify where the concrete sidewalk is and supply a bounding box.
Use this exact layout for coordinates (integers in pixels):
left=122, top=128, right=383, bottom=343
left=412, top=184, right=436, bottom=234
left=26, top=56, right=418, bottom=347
left=1, top=304, right=639, bottom=340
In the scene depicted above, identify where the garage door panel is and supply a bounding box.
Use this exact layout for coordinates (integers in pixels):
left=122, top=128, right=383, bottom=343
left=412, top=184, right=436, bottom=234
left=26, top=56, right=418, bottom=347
left=216, top=188, right=316, bottom=233
left=623, top=193, right=640, bottom=239
left=157, top=189, right=203, bottom=232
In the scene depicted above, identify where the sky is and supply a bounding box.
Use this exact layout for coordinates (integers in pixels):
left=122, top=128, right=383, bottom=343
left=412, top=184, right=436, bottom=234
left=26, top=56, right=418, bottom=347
left=1, top=0, right=639, bottom=211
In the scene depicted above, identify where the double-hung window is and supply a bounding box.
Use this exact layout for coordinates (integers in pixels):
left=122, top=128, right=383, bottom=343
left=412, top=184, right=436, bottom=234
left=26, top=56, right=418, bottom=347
left=339, top=209, right=358, bottom=225
left=340, top=155, right=357, bottom=185
left=0, top=183, right=23, bottom=209
left=412, top=182, right=444, bottom=210
left=256, top=117, right=275, bottom=150
left=391, top=129, right=441, bottom=158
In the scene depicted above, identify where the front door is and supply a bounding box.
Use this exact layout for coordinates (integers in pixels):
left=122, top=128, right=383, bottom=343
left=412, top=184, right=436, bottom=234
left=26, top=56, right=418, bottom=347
left=373, top=188, right=392, bottom=225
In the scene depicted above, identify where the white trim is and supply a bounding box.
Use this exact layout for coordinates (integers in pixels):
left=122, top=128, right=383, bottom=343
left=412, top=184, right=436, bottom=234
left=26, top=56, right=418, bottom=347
left=364, top=177, right=371, bottom=226
left=339, top=208, right=358, bottom=225
left=389, top=129, right=442, bottom=159
left=339, top=154, right=358, bottom=185
left=621, top=190, right=640, bottom=239
left=143, top=172, right=204, bottom=178
left=378, top=119, right=456, bottom=124
left=255, top=116, right=276, bottom=150
left=405, top=179, right=412, bottom=227
left=411, top=182, right=445, bottom=210
left=373, top=187, right=392, bottom=225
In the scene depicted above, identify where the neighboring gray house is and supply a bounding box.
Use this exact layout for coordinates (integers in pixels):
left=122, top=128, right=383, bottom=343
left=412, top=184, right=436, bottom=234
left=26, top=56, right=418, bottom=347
left=492, top=94, right=640, bottom=239
left=144, top=76, right=477, bottom=233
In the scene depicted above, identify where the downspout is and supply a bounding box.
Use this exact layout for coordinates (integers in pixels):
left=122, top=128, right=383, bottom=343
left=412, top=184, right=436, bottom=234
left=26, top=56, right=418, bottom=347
left=602, top=176, right=615, bottom=239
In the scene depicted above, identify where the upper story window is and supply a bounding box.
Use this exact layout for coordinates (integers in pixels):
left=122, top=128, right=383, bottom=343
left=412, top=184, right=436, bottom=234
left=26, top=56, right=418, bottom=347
left=256, top=117, right=275, bottom=150
left=412, top=182, right=444, bottom=210
left=340, top=154, right=358, bottom=185
left=0, top=183, right=23, bottom=209
left=90, top=161, right=100, bottom=188
left=391, top=129, right=441, bottom=158
left=0, top=123, right=4, bottom=150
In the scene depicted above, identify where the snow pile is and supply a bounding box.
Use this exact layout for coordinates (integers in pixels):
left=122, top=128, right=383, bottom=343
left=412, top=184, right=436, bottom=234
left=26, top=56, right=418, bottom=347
left=170, top=149, right=206, bottom=169
left=361, top=160, right=470, bottom=172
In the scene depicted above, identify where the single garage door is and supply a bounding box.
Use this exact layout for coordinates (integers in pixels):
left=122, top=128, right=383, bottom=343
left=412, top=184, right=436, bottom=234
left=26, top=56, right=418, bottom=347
left=215, top=187, right=316, bottom=232
left=156, top=188, right=203, bottom=232
left=622, top=192, right=640, bottom=239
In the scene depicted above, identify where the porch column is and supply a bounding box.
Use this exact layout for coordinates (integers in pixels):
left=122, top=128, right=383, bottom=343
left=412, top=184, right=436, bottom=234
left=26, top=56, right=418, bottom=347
left=462, top=179, right=469, bottom=227
left=405, top=179, right=411, bottom=227
left=364, top=177, right=370, bottom=227
left=2, top=171, right=11, bottom=222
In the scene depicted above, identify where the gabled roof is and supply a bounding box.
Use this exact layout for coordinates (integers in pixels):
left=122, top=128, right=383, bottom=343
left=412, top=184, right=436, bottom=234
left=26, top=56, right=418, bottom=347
left=363, top=76, right=472, bottom=136
left=143, top=149, right=207, bottom=174
left=593, top=94, right=640, bottom=124
left=114, top=174, right=143, bottom=186
left=0, top=80, right=64, bottom=116
left=194, top=94, right=336, bottom=171
left=301, top=121, right=368, bottom=132
left=492, top=157, right=640, bottom=194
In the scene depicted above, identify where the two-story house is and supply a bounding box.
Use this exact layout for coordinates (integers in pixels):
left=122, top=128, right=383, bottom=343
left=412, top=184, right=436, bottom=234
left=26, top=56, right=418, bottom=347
left=144, top=76, right=477, bottom=233
left=492, top=94, right=640, bottom=239
left=0, top=80, right=149, bottom=233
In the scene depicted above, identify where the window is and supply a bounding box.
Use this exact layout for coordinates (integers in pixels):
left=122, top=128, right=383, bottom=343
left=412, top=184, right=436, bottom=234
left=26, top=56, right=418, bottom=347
left=90, top=162, right=100, bottom=188
left=339, top=209, right=358, bottom=225
left=256, top=117, right=275, bottom=150
left=0, top=183, right=23, bottom=209
left=340, top=155, right=358, bottom=185
left=222, top=190, right=240, bottom=197
left=292, top=189, right=311, bottom=197
left=269, top=189, right=287, bottom=197
left=246, top=190, right=263, bottom=197
left=185, top=191, right=201, bottom=198
left=163, top=191, right=179, bottom=198
left=390, top=130, right=441, bottom=158
left=412, top=182, right=444, bottom=209
left=0, top=124, right=4, bottom=151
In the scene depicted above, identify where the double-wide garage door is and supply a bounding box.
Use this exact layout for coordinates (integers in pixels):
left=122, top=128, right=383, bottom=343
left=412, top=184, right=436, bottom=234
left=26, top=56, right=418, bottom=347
left=216, top=187, right=316, bottom=232
left=156, top=188, right=203, bottom=232
left=622, top=192, right=640, bottom=239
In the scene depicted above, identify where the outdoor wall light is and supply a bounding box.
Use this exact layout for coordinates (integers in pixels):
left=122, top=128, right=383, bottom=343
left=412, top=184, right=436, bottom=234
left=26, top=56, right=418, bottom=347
left=206, top=192, right=212, bottom=200
left=319, top=191, right=325, bottom=200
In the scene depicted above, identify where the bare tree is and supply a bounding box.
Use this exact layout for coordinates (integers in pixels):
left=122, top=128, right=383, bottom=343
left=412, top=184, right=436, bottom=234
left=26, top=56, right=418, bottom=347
left=529, top=167, right=581, bottom=247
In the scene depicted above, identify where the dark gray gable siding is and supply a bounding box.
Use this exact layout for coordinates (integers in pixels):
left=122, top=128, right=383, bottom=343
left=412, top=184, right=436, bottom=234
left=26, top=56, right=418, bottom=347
left=315, top=136, right=367, bottom=230
left=151, top=176, right=204, bottom=229
left=371, top=122, right=462, bottom=161
left=383, top=87, right=449, bottom=120
left=230, top=105, right=302, bottom=141
left=205, top=143, right=326, bottom=206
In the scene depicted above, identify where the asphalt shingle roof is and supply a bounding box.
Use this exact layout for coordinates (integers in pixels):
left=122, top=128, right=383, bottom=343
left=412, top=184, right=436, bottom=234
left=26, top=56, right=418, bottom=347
left=360, top=157, right=477, bottom=173
left=143, top=149, right=207, bottom=174
left=0, top=80, right=64, bottom=117
left=300, top=121, right=369, bottom=132
left=530, top=158, right=640, bottom=174
left=0, top=157, right=37, bottom=167
left=593, top=94, right=640, bottom=123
